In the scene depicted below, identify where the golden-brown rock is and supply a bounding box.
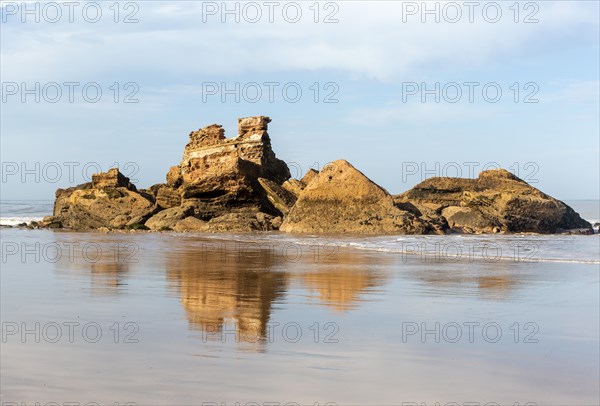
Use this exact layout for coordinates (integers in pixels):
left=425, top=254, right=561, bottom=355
left=51, top=170, right=156, bottom=229
left=165, top=116, right=291, bottom=228
left=280, top=160, right=430, bottom=234
left=258, top=177, right=297, bottom=215
left=282, top=179, right=306, bottom=198
left=145, top=206, right=194, bottom=230
left=301, top=168, right=319, bottom=186
left=395, top=169, right=593, bottom=234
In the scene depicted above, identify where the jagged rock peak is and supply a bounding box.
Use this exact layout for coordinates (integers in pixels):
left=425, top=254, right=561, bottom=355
left=185, top=124, right=226, bottom=151
left=92, top=168, right=136, bottom=191
left=238, top=116, right=271, bottom=138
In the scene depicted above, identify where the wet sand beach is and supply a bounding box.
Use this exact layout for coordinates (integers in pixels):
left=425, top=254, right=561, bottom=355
left=1, top=228, right=598, bottom=404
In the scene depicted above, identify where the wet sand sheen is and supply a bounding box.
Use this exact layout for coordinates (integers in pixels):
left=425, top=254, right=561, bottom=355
left=1, top=229, right=598, bottom=404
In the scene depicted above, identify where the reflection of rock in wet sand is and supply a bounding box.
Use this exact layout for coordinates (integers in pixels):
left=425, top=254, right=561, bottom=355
left=167, top=245, right=389, bottom=344
left=476, top=275, right=520, bottom=295
left=299, top=252, right=388, bottom=311
left=300, top=270, right=383, bottom=311
left=50, top=235, right=134, bottom=296
left=415, top=265, right=522, bottom=300
left=90, top=262, right=130, bottom=295
left=167, top=247, right=287, bottom=343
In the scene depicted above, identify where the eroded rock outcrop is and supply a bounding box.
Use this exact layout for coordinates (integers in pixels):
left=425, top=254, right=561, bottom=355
left=49, top=168, right=156, bottom=229
left=44, top=116, right=592, bottom=235
left=394, top=169, right=593, bottom=234
left=280, top=160, right=434, bottom=234
left=152, top=115, right=291, bottom=231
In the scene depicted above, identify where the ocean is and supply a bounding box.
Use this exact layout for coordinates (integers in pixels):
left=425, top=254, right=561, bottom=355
left=1, top=200, right=599, bottom=404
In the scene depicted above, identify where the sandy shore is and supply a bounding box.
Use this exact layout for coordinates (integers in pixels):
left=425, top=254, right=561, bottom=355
left=1, top=228, right=599, bottom=404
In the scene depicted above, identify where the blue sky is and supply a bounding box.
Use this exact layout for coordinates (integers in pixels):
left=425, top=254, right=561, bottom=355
left=1, top=0, right=598, bottom=200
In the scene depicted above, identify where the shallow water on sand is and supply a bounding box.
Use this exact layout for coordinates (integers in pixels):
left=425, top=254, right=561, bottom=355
left=1, top=228, right=599, bottom=405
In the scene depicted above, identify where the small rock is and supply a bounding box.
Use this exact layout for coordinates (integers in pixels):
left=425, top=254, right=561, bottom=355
left=145, top=206, right=194, bottom=231
left=271, top=216, right=283, bottom=229
left=173, top=216, right=210, bottom=232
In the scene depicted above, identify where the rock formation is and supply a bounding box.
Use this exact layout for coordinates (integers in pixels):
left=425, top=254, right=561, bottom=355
left=394, top=169, right=593, bottom=234
left=142, top=115, right=290, bottom=231
left=42, top=116, right=593, bottom=235
left=45, top=116, right=291, bottom=232
left=49, top=168, right=156, bottom=229
left=280, top=160, right=435, bottom=234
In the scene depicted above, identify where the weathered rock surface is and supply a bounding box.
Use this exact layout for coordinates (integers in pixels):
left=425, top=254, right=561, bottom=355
left=280, top=160, right=433, bottom=234
left=174, top=116, right=289, bottom=199
left=173, top=216, right=210, bottom=232
left=156, top=116, right=291, bottom=231
left=394, top=169, right=593, bottom=234
left=301, top=169, right=319, bottom=186
left=43, top=116, right=591, bottom=236
left=145, top=184, right=181, bottom=209
left=50, top=168, right=156, bottom=229
left=258, top=178, right=297, bottom=215
left=282, top=179, right=306, bottom=197
left=145, top=206, right=194, bottom=231
left=92, top=169, right=137, bottom=190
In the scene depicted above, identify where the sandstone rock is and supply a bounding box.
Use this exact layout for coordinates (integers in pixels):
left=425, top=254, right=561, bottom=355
left=206, top=211, right=273, bottom=232
left=38, top=216, right=62, bottom=229
left=258, top=177, right=297, bottom=215
left=174, top=116, right=290, bottom=193
left=271, top=216, right=283, bottom=229
left=280, top=160, right=431, bottom=234
left=163, top=116, right=291, bottom=229
left=173, top=216, right=210, bottom=232
left=559, top=228, right=592, bottom=235
left=47, top=116, right=589, bottom=236
left=92, top=168, right=136, bottom=190
left=441, top=206, right=495, bottom=232
left=238, top=116, right=270, bottom=137
left=282, top=179, right=306, bottom=197
left=301, top=169, right=319, bottom=186
left=52, top=171, right=156, bottom=229
left=145, top=206, right=194, bottom=231
left=395, top=169, right=593, bottom=234
left=145, top=184, right=181, bottom=209
left=166, top=166, right=183, bottom=188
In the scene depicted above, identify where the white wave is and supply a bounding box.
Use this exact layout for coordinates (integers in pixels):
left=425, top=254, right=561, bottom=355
left=0, top=216, right=44, bottom=226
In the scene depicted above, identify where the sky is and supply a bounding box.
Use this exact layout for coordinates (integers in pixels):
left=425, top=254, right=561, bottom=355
left=1, top=0, right=599, bottom=200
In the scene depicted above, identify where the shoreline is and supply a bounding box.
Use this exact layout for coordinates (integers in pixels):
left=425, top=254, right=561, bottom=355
left=2, top=225, right=598, bottom=265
